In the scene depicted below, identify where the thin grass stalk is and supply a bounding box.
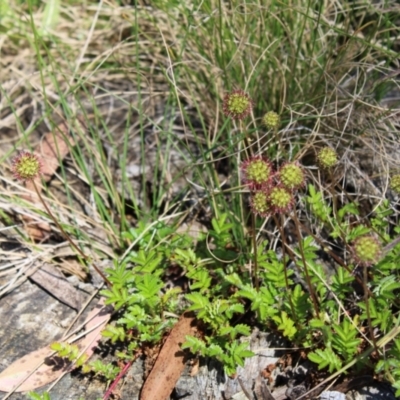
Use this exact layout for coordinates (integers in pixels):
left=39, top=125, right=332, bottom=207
left=32, top=180, right=112, bottom=287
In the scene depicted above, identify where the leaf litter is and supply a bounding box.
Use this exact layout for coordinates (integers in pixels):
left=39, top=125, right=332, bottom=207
left=0, top=297, right=111, bottom=394
left=140, top=312, right=199, bottom=400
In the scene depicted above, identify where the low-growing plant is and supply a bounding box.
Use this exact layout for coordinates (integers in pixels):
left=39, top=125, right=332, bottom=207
left=82, top=360, right=120, bottom=385
left=5, top=1, right=399, bottom=398
left=26, top=392, right=51, bottom=400
left=90, top=196, right=400, bottom=385
left=47, top=87, right=400, bottom=394
left=49, top=342, right=88, bottom=367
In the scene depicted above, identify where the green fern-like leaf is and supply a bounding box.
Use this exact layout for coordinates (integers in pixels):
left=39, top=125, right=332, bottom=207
left=50, top=342, right=79, bottom=360
left=186, top=292, right=210, bottom=319
left=331, top=318, right=361, bottom=362
left=129, top=248, right=163, bottom=274
left=371, top=199, right=392, bottom=236
left=237, top=286, right=277, bottom=320
left=219, top=323, right=251, bottom=340
left=182, top=335, right=206, bottom=354
left=188, top=268, right=212, bottom=292
left=101, top=324, right=126, bottom=343
left=358, top=298, right=393, bottom=332
left=207, top=343, right=224, bottom=357
left=308, top=347, right=342, bottom=373
left=119, top=305, right=147, bottom=328
left=299, top=236, right=320, bottom=260
left=88, top=360, right=120, bottom=381
left=174, top=247, right=202, bottom=270
left=306, top=261, right=328, bottom=298
left=346, top=225, right=371, bottom=243
left=27, top=392, right=51, bottom=400
left=306, top=184, right=332, bottom=224
left=273, top=311, right=297, bottom=340
left=224, top=272, right=244, bottom=287
left=233, top=324, right=251, bottom=337
left=101, top=286, right=130, bottom=310
left=104, top=260, right=134, bottom=288
left=136, top=274, right=163, bottom=299
left=337, top=202, right=359, bottom=223
left=373, top=275, right=400, bottom=300
left=226, top=341, right=254, bottom=368
left=288, top=284, right=311, bottom=323
left=258, top=250, right=293, bottom=288
left=331, top=267, right=354, bottom=298
left=224, top=302, right=244, bottom=319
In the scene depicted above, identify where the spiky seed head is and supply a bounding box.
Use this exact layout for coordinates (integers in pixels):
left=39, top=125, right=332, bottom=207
left=317, top=147, right=338, bottom=169
left=12, top=151, right=42, bottom=181
left=279, top=162, right=305, bottom=191
left=250, top=191, right=271, bottom=217
left=351, top=235, right=382, bottom=267
left=262, top=111, right=280, bottom=129
left=268, top=185, right=294, bottom=213
left=390, top=175, right=400, bottom=194
left=222, top=89, right=253, bottom=120
left=241, top=156, right=274, bottom=190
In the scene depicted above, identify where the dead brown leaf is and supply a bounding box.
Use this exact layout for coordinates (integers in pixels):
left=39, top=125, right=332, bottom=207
left=140, top=311, right=198, bottom=400
left=0, top=344, right=72, bottom=394
left=36, top=121, right=76, bottom=182
left=0, top=297, right=111, bottom=393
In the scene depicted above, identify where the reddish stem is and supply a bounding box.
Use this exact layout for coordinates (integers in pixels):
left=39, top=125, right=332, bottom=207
left=103, top=360, right=134, bottom=400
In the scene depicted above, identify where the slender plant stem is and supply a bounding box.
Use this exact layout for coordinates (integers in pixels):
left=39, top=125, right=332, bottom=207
left=239, top=119, right=258, bottom=290
left=292, top=211, right=320, bottom=316
left=363, top=265, right=378, bottom=354
left=251, top=213, right=259, bottom=291
left=273, top=215, right=297, bottom=325
left=103, top=358, right=135, bottom=400
left=32, top=180, right=112, bottom=287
